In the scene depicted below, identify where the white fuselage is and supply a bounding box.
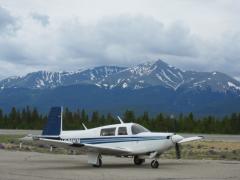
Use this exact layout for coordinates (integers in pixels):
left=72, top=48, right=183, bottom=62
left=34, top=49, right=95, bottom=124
left=59, top=123, right=175, bottom=155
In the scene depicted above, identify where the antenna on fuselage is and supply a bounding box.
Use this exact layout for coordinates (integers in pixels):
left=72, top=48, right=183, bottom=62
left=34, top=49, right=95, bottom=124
left=82, top=123, right=88, bottom=130
left=117, top=116, right=124, bottom=124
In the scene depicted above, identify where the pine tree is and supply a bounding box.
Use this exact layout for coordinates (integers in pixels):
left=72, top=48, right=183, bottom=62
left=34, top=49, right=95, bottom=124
left=152, top=113, right=165, bottom=131
left=91, top=111, right=100, bottom=128
left=0, top=108, right=3, bottom=128
left=106, top=113, right=116, bottom=125
left=123, top=110, right=135, bottom=123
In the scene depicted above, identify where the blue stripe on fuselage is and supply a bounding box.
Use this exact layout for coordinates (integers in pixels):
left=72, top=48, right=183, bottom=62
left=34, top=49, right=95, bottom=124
left=41, top=136, right=168, bottom=145
left=79, top=136, right=167, bottom=144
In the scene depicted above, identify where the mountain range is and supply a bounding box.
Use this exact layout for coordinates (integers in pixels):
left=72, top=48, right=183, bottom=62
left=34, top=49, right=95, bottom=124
left=1, top=59, right=240, bottom=116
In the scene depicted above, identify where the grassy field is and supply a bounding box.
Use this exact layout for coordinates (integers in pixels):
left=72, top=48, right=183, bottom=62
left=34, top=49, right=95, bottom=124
left=0, top=135, right=70, bottom=154
left=162, top=141, right=240, bottom=160
left=0, top=134, right=239, bottom=161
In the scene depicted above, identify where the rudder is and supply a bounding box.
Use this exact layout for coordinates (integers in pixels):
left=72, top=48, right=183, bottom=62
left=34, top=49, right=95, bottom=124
left=42, top=107, right=62, bottom=136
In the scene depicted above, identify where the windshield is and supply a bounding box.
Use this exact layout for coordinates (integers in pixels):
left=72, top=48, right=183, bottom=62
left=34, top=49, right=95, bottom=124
left=131, top=124, right=150, bottom=134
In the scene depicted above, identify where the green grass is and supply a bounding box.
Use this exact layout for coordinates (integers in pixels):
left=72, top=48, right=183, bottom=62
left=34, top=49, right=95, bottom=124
left=0, top=135, right=69, bottom=154
left=0, top=135, right=22, bottom=143
left=162, top=141, right=240, bottom=160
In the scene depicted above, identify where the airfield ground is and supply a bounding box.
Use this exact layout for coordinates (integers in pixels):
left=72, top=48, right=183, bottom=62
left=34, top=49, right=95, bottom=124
left=0, top=150, right=240, bottom=180
left=0, top=130, right=240, bottom=179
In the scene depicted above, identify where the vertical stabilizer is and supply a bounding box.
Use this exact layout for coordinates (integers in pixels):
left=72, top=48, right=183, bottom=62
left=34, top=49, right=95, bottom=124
left=42, top=107, right=62, bottom=136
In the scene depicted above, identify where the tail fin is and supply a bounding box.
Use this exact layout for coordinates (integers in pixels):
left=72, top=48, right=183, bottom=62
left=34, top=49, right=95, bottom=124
left=42, top=107, right=63, bottom=136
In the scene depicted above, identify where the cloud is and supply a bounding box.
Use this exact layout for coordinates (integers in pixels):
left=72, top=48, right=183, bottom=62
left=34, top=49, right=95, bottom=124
left=57, top=16, right=199, bottom=66
left=31, top=13, right=49, bottom=26
left=0, top=6, right=18, bottom=35
left=0, top=59, right=49, bottom=80
left=0, top=5, right=239, bottom=81
left=0, top=38, right=27, bottom=61
left=0, top=14, right=199, bottom=67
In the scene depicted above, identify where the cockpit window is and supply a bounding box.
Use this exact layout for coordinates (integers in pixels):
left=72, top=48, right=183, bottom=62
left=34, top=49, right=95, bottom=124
left=118, top=127, right=128, bottom=135
left=100, top=128, right=116, bottom=136
left=131, top=124, right=149, bottom=134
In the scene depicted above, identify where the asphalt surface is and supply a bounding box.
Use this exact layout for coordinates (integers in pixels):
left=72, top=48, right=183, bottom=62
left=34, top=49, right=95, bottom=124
left=0, top=150, right=239, bottom=180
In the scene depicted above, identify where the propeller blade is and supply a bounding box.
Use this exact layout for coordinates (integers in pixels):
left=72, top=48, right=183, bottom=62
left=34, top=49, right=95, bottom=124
left=175, top=143, right=181, bottom=159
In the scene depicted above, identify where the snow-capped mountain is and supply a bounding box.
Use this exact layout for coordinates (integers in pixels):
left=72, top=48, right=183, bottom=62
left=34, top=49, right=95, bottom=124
left=101, top=60, right=185, bottom=90
left=0, top=59, right=240, bottom=116
left=0, top=66, right=126, bottom=89
left=100, top=60, right=240, bottom=94
left=1, top=59, right=240, bottom=93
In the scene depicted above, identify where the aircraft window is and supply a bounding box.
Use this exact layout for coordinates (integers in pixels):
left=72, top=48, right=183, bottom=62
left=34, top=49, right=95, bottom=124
left=118, top=127, right=128, bottom=135
left=131, top=124, right=150, bottom=134
left=100, top=128, right=116, bottom=136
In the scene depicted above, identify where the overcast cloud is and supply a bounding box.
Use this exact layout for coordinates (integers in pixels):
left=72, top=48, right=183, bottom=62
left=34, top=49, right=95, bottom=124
left=31, top=13, right=49, bottom=27
left=0, top=0, right=239, bottom=80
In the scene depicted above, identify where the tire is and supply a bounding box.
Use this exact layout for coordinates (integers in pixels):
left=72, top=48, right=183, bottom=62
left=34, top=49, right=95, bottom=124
left=93, top=158, right=102, bottom=167
left=134, top=156, right=145, bottom=165
left=151, top=160, right=159, bottom=168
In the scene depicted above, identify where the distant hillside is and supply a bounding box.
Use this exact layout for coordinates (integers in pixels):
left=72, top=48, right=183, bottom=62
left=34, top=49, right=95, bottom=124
left=0, top=59, right=240, bottom=116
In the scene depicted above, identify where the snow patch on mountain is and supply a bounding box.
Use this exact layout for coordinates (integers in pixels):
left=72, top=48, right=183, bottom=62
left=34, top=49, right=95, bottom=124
left=129, top=62, right=157, bottom=76
left=228, top=82, right=240, bottom=90
left=122, top=82, right=128, bottom=88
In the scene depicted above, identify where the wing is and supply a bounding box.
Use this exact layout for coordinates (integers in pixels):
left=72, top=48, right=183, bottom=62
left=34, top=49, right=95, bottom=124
left=178, top=136, right=204, bottom=143
left=81, top=143, right=132, bottom=155
left=33, top=138, right=132, bottom=155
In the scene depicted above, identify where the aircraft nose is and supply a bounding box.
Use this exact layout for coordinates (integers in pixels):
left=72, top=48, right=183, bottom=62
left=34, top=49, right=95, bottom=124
left=171, top=134, right=184, bottom=143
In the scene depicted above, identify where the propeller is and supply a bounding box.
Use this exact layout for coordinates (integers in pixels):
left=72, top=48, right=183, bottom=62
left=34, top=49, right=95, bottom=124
left=170, top=114, right=181, bottom=159
left=175, top=143, right=181, bottom=159
left=171, top=134, right=183, bottom=159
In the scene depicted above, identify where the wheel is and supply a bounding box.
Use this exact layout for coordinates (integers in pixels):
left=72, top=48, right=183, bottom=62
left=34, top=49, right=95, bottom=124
left=93, top=157, right=102, bottom=167
left=151, top=160, right=159, bottom=168
left=134, top=156, right=145, bottom=165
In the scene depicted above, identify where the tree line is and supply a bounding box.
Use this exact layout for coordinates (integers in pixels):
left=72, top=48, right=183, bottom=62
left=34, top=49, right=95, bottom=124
left=0, top=107, right=240, bottom=134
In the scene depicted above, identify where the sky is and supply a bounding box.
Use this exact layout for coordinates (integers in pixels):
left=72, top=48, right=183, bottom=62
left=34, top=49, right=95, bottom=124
left=0, top=0, right=240, bottom=80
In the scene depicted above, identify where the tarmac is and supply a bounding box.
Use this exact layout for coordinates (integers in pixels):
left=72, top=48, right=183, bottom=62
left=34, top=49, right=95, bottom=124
left=0, top=150, right=239, bottom=180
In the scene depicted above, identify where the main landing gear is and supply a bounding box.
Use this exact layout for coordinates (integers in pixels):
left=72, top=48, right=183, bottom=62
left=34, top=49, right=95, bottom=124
left=133, top=156, right=145, bottom=165
left=88, top=153, right=102, bottom=168
left=93, top=157, right=102, bottom=168
left=150, top=160, right=159, bottom=168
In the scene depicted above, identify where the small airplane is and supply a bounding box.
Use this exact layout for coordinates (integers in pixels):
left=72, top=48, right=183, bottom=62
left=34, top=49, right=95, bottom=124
left=23, top=107, right=204, bottom=168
